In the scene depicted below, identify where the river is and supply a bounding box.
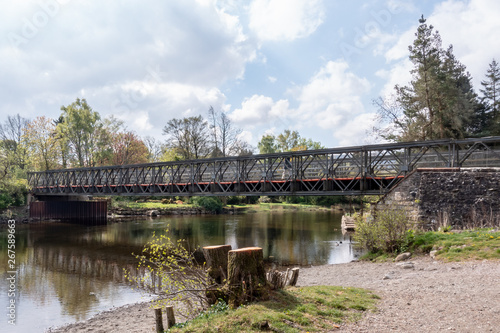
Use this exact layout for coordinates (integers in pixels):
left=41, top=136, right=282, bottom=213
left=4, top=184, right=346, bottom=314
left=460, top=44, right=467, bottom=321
left=0, top=209, right=360, bottom=332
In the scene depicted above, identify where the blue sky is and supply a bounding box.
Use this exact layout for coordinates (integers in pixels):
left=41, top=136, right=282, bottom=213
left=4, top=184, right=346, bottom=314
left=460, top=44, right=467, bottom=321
left=1, top=0, right=499, bottom=150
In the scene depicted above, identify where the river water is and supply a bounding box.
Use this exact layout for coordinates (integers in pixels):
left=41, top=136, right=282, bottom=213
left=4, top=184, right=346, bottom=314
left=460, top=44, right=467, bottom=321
left=0, top=209, right=359, bottom=332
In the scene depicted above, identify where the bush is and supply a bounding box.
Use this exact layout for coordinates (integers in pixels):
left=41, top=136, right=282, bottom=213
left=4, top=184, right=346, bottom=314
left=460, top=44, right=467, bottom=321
left=192, top=196, right=223, bottom=213
left=353, top=208, right=412, bottom=253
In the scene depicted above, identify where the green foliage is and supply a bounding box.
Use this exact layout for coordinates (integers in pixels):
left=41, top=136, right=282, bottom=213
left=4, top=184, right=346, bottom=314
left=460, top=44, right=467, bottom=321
left=192, top=196, right=223, bottom=213
left=0, top=192, right=12, bottom=210
left=125, top=227, right=213, bottom=315
left=257, top=130, right=324, bottom=154
left=353, top=208, right=412, bottom=253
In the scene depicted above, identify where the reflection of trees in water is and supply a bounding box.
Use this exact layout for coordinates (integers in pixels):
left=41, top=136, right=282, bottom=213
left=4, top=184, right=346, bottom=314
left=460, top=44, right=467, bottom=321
left=18, top=243, right=143, bottom=320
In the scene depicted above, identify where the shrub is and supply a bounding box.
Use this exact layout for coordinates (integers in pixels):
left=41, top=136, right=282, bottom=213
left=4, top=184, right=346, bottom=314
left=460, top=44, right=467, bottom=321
left=353, top=208, right=412, bottom=253
left=193, top=196, right=223, bottom=213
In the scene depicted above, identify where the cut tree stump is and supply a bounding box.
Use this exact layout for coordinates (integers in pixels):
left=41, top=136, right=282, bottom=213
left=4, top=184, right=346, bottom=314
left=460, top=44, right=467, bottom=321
left=227, top=247, right=268, bottom=308
left=202, top=245, right=232, bottom=284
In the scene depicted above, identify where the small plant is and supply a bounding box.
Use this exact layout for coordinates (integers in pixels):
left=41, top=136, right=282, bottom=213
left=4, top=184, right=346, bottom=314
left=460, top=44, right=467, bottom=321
left=353, top=208, right=412, bottom=253
left=124, top=227, right=217, bottom=316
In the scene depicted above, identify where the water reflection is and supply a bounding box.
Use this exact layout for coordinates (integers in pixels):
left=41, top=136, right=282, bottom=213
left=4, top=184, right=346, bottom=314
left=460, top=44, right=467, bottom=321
left=0, top=210, right=359, bottom=332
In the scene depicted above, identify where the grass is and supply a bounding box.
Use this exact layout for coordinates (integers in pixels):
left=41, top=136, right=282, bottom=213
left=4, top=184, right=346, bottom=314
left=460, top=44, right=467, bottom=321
left=411, top=229, right=500, bottom=261
left=167, top=286, right=379, bottom=333
left=358, top=228, right=500, bottom=262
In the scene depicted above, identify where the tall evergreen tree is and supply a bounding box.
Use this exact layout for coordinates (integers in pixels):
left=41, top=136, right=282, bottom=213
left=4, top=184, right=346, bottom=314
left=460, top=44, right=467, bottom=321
left=480, top=59, right=500, bottom=134
left=376, top=16, right=478, bottom=141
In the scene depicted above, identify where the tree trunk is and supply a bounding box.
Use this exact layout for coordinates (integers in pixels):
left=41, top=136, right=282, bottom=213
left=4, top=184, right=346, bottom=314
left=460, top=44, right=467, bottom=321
left=202, top=245, right=232, bottom=284
left=227, top=247, right=268, bottom=308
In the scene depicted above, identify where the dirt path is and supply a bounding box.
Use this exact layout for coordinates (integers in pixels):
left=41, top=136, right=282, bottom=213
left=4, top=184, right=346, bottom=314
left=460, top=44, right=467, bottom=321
left=300, top=257, right=500, bottom=332
left=47, top=256, right=500, bottom=333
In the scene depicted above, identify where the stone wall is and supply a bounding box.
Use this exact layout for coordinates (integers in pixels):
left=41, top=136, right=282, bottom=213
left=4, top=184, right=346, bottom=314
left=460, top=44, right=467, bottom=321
left=376, top=168, right=500, bottom=228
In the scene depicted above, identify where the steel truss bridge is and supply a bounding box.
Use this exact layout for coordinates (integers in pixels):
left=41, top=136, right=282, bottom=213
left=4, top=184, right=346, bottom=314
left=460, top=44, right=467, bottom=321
left=28, top=137, right=500, bottom=197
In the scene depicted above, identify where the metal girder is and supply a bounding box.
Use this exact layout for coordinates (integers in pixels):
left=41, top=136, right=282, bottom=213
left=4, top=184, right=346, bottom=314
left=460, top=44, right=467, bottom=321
left=27, top=136, right=500, bottom=197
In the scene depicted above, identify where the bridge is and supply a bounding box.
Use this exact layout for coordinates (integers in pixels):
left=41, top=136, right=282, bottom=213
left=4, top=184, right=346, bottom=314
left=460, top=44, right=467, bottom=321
left=28, top=137, right=500, bottom=197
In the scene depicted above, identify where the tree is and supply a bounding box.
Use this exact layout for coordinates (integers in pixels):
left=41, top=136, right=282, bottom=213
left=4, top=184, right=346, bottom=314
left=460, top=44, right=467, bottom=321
left=375, top=16, right=477, bottom=141
left=207, top=107, right=246, bottom=157
left=162, top=116, right=210, bottom=160
left=257, top=134, right=278, bottom=154
left=144, top=136, right=165, bottom=162
left=480, top=59, right=500, bottom=134
left=58, top=98, right=103, bottom=167
left=257, top=130, right=323, bottom=154
left=108, top=131, right=149, bottom=165
left=22, top=116, right=59, bottom=171
left=0, top=114, right=29, bottom=170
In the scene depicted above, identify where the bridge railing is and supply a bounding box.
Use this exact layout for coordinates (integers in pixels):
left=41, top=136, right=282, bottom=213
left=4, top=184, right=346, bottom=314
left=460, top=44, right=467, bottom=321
left=27, top=137, right=500, bottom=196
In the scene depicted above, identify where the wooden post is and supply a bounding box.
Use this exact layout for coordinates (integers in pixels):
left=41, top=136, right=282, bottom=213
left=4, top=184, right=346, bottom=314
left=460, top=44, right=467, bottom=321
left=154, top=308, right=164, bottom=333
left=227, top=247, right=268, bottom=308
left=165, top=306, right=176, bottom=328
left=202, top=245, right=232, bottom=284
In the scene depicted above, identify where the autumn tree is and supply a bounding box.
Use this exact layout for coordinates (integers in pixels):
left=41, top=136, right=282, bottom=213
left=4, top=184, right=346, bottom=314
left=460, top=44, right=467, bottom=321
left=108, top=131, right=149, bottom=165
left=162, top=116, right=210, bottom=160
left=22, top=116, right=59, bottom=171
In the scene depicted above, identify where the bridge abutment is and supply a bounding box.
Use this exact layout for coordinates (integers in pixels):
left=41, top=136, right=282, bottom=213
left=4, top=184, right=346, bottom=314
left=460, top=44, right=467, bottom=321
left=29, top=195, right=107, bottom=224
left=376, top=168, right=500, bottom=228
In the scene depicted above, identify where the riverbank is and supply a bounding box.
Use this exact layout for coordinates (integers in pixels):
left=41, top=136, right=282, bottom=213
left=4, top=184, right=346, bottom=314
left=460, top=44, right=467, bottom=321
left=45, top=255, right=500, bottom=333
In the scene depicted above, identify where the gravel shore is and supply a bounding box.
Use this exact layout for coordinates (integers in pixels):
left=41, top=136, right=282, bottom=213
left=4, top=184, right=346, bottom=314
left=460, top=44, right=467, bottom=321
left=47, top=256, right=500, bottom=333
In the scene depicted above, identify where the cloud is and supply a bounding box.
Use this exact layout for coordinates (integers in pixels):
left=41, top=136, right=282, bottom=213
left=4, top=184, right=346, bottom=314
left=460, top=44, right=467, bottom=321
left=296, top=60, right=371, bottom=128
left=229, top=60, right=373, bottom=146
left=383, top=0, right=500, bottom=93
left=428, top=0, right=500, bottom=87
left=229, top=95, right=289, bottom=128
left=249, top=0, right=325, bottom=41
left=0, top=0, right=257, bottom=140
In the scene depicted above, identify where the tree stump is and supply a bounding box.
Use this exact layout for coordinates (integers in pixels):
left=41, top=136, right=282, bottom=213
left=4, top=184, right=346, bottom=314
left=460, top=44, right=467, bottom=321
left=227, top=247, right=268, bottom=308
left=288, top=267, right=299, bottom=286
left=202, top=245, right=232, bottom=284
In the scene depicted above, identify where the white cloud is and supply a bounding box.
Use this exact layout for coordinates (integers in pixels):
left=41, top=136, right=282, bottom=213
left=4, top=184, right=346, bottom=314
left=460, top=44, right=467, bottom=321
left=229, top=95, right=289, bottom=128
left=296, top=60, right=371, bottom=128
left=428, top=0, right=500, bottom=87
left=229, top=60, right=372, bottom=146
left=249, top=0, right=324, bottom=41
left=0, top=0, right=257, bottom=140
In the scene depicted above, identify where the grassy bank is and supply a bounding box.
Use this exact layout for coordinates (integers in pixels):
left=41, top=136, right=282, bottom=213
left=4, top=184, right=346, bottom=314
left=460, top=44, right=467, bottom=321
left=362, top=228, right=500, bottom=262
left=168, top=286, right=379, bottom=333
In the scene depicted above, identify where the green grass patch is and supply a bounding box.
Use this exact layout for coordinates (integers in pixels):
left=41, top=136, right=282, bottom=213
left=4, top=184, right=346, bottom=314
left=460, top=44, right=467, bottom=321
left=167, top=286, right=379, bottom=333
left=411, top=229, right=500, bottom=261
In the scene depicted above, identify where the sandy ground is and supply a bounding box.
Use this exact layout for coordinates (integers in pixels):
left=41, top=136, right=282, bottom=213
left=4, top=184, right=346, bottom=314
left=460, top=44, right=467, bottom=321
left=46, top=256, right=500, bottom=333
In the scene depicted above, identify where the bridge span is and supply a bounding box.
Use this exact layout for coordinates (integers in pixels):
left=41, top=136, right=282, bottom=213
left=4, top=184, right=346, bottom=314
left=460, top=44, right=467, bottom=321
left=28, top=137, right=500, bottom=197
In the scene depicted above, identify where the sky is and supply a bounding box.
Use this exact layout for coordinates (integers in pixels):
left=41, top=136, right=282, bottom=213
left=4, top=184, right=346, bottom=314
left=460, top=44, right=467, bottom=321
left=1, top=0, right=500, bottom=150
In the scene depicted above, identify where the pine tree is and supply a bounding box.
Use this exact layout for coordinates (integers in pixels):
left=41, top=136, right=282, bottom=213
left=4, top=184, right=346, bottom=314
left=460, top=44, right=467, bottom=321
left=480, top=59, right=500, bottom=134
left=376, top=16, right=478, bottom=141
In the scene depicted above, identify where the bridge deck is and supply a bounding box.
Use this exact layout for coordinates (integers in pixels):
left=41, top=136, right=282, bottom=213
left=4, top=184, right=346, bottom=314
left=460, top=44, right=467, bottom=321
left=28, top=137, right=500, bottom=196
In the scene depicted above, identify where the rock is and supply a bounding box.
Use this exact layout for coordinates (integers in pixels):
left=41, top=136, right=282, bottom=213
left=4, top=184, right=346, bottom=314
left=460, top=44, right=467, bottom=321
left=383, top=274, right=392, bottom=280
left=395, top=252, right=412, bottom=262
left=396, top=262, right=415, bottom=269
left=430, top=250, right=438, bottom=259
left=147, top=210, right=160, bottom=217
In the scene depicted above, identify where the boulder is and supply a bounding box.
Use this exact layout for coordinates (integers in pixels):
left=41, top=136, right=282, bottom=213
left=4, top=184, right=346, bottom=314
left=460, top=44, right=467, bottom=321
left=147, top=210, right=160, bottom=217
left=395, top=252, right=411, bottom=262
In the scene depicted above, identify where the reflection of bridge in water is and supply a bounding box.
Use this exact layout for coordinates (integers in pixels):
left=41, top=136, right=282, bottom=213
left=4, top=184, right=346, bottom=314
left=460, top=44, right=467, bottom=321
left=28, top=137, right=500, bottom=197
